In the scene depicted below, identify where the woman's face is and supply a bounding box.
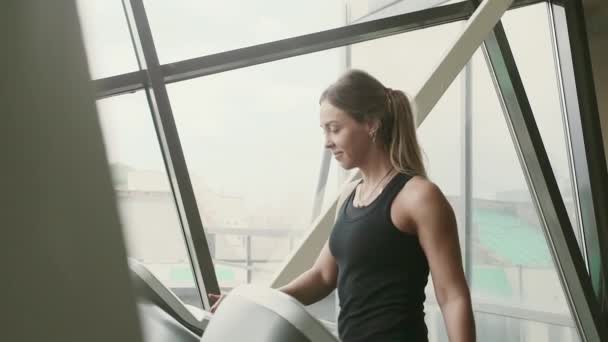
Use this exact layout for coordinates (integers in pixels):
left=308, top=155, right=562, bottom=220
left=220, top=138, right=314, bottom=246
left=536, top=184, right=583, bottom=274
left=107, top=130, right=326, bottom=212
left=320, top=100, right=375, bottom=170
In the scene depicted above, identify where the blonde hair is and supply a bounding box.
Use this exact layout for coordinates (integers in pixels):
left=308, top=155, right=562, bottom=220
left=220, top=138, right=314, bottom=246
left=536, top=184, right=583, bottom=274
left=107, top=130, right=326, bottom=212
left=320, top=69, right=426, bottom=177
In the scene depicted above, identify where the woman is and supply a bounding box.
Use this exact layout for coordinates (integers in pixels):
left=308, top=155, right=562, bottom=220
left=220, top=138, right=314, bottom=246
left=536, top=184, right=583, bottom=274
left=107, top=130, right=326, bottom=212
left=211, top=69, right=475, bottom=342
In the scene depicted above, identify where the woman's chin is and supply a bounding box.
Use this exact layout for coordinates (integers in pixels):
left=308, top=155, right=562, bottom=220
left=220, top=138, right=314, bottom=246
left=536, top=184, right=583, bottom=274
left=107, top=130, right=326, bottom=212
left=339, top=161, right=356, bottom=170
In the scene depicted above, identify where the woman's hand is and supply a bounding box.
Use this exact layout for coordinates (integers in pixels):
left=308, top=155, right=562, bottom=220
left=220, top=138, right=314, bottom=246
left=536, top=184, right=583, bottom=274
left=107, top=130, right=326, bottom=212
left=208, top=293, right=227, bottom=313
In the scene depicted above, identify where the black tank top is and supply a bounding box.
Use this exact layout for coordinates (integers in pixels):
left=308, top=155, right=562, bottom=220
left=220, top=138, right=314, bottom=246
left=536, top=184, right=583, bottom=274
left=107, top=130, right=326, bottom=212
left=329, top=173, right=429, bottom=342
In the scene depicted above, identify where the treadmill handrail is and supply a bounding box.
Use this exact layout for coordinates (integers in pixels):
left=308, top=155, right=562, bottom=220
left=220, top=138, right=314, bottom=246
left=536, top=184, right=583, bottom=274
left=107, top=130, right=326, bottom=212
left=128, top=259, right=212, bottom=335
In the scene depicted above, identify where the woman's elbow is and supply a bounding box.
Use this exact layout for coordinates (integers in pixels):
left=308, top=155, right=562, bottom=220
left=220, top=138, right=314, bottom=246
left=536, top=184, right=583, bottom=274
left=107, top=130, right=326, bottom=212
left=437, top=284, right=471, bottom=308
left=317, top=269, right=337, bottom=292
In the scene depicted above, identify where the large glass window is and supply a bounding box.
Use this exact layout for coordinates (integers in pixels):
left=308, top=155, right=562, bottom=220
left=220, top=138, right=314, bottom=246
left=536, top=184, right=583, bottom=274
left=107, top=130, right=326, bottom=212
left=348, top=0, right=466, bottom=24
left=80, top=1, right=592, bottom=338
left=466, top=6, right=581, bottom=340
left=165, top=21, right=465, bottom=295
left=502, top=4, right=579, bottom=238
left=166, top=48, right=344, bottom=292
left=470, top=44, right=579, bottom=342
left=350, top=21, right=464, bottom=95
left=96, top=92, right=202, bottom=310
left=141, top=0, right=466, bottom=64
left=142, top=0, right=346, bottom=64
left=76, top=0, right=139, bottom=79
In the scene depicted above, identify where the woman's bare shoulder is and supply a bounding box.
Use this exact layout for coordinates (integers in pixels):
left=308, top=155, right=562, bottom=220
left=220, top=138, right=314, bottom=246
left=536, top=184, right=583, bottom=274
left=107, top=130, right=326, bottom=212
left=400, top=176, right=444, bottom=206
left=390, top=176, right=445, bottom=231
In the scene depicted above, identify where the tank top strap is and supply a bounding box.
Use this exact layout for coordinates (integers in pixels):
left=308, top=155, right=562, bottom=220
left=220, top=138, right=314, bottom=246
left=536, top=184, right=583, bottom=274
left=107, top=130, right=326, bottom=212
left=379, top=172, right=412, bottom=212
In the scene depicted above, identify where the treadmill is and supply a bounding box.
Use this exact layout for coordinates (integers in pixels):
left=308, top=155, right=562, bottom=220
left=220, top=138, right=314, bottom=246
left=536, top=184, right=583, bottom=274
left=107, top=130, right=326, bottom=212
left=128, top=259, right=339, bottom=342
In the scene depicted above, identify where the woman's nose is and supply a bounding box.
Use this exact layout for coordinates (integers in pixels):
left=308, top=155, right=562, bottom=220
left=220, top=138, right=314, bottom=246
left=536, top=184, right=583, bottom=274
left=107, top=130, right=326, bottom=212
left=324, top=136, right=334, bottom=149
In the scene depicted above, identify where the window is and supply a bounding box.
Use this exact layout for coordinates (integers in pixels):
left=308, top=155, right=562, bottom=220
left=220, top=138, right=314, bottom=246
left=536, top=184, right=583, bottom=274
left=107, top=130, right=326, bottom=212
left=96, top=92, right=202, bottom=310
left=503, top=4, right=579, bottom=238
left=166, top=48, right=344, bottom=292
left=82, top=2, right=592, bottom=339
left=143, top=0, right=345, bottom=64
left=76, top=0, right=139, bottom=79
left=471, top=46, right=579, bottom=341
left=348, top=0, right=466, bottom=23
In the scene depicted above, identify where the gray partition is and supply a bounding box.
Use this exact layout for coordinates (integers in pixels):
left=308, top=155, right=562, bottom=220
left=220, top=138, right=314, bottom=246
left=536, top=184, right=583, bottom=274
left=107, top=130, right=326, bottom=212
left=2, top=1, right=143, bottom=342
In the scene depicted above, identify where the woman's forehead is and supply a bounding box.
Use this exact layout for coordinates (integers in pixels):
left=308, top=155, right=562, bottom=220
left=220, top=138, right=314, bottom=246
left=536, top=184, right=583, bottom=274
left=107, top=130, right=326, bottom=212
left=320, top=101, right=349, bottom=123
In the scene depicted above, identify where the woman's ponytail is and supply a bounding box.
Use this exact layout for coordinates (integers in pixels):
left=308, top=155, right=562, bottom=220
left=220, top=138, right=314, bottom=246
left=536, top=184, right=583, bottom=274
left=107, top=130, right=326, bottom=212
left=386, top=89, right=427, bottom=177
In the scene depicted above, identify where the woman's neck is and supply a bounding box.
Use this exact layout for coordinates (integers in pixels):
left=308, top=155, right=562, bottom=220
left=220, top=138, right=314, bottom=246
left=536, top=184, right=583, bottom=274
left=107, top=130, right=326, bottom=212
left=358, top=151, right=394, bottom=186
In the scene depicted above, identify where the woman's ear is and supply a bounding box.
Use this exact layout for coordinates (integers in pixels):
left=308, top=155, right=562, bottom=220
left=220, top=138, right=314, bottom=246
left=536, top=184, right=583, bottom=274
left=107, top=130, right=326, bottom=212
left=364, top=118, right=381, bottom=144
left=366, top=118, right=381, bottom=136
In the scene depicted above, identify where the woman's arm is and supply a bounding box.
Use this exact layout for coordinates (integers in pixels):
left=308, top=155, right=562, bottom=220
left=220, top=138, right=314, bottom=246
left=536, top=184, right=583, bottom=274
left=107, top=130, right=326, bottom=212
left=211, top=181, right=353, bottom=312
left=280, top=180, right=357, bottom=305
left=210, top=242, right=337, bottom=311
left=405, top=179, right=475, bottom=342
left=279, top=241, right=338, bottom=305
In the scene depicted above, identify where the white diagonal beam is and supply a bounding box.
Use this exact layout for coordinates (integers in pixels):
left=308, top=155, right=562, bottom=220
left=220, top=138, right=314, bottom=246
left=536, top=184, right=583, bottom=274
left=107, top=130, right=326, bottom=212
left=413, top=0, right=513, bottom=124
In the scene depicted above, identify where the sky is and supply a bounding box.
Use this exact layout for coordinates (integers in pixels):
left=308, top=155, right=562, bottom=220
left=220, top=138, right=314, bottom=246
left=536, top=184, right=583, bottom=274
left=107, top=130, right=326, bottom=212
left=76, top=1, right=576, bottom=225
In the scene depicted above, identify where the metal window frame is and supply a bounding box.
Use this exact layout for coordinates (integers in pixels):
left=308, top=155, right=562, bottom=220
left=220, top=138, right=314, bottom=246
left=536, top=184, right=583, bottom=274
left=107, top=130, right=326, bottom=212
left=461, top=58, right=474, bottom=282
left=310, top=150, right=332, bottom=222
left=94, top=0, right=542, bottom=100
left=121, top=0, right=219, bottom=310
left=547, top=0, right=608, bottom=321
left=350, top=0, right=455, bottom=24
left=95, top=70, right=145, bottom=99
left=479, top=8, right=607, bottom=341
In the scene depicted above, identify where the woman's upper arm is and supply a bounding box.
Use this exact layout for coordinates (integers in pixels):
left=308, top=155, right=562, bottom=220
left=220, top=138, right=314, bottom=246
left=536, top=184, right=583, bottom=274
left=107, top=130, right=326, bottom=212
left=403, top=180, right=469, bottom=305
left=312, top=242, right=338, bottom=287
